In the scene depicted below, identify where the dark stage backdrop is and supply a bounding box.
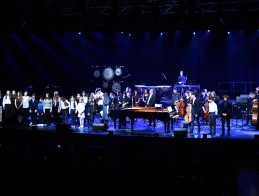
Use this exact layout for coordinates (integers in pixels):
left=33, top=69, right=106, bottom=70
left=0, top=30, right=258, bottom=98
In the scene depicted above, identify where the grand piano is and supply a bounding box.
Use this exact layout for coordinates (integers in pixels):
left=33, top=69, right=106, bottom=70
left=109, top=106, right=173, bottom=133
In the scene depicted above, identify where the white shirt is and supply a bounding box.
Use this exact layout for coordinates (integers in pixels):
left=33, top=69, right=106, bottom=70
left=22, top=95, right=31, bottom=108
left=192, top=98, right=196, bottom=105
left=147, top=94, right=152, bottom=105
left=60, top=100, right=70, bottom=109
left=209, top=101, right=218, bottom=115
left=82, top=96, right=88, bottom=105
left=2, top=95, right=11, bottom=106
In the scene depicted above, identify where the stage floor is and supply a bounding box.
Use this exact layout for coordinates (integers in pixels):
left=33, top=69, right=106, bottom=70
left=2, top=117, right=257, bottom=139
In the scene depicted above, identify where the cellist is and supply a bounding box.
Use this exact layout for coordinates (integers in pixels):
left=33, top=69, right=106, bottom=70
left=171, top=87, right=181, bottom=106
left=182, top=90, right=191, bottom=114
left=171, top=87, right=181, bottom=114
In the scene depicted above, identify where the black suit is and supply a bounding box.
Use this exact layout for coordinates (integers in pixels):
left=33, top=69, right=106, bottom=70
left=146, top=94, right=156, bottom=107
left=256, top=94, right=259, bottom=129
left=29, top=98, right=39, bottom=125
left=146, top=93, right=156, bottom=126
left=220, top=100, right=232, bottom=135
left=190, top=98, right=200, bottom=133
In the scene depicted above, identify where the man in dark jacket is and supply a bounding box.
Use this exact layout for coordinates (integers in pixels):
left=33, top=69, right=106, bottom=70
left=189, top=92, right=200, bottom=134
left=146, top=88, right=156, bottom=127
left=29, top=93, right=39, bottom=125
left=220, top=95, right=232, bottom=136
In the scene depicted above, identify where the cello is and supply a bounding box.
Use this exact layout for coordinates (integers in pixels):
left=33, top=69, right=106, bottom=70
left=252, top=100, right=258, bottom=126
left=184, top=103, right=192, bottom=122
left=203, top=103, right=209, bottom=121
left=179, top=101, right=185, bottom=117
left=174, top=101, right=185, bottom=117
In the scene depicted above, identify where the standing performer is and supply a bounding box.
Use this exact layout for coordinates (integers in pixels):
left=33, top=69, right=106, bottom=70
left=109, top=92, right=116, bottom=109
left=2, top=90, right=12, bottom=126
left=146, top=88, right=156, bottom=127
left=69, top=95, right=78, bottom=128
left=15, top=91, right=23, bottom=124
left=189, top=92, right=200, bottom=134
left=29, top=93, right=38, bottom=125
left=141, top=89, right=149, bottom=107
left=220, top=95, right=232, bottom=136
left=171, top=87, right=181, bottom=106
left=77, top=98, right=85, bottom=129
left=132, top=90, right=140, bottom=107
left=43, top=93, right=52, bottom=127
left=245, top=92, right=255, bottom=126
left=52, top=91, right=61, bottom=125
left=60, top=97, right=70, bottom=124
left=102, top=92, right=110, bottom=130
left=37, top=97, right=44, bottom=126
left=94, top=88, right=104, bottom=118
left=207, top=96, right=218, bottom=136
left=22, top=90, right=31, bottom=125
left=86, top=92, right=95, bottom=127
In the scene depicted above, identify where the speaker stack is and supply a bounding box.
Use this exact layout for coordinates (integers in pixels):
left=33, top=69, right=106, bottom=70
left=92, top=123, right=107, bottom=132
left=0, top=90, right=1, bottom=123
left=174, top=128, right=187, bottom=137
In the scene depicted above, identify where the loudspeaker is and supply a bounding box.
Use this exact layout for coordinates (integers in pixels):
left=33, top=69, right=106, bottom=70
left=174, top=128, right=187, bottom=137
left=0, top=106, right=2, bottom=123
left=56, top=123, right=72, bottom=133
left=93, top=123, right=106, bottom=132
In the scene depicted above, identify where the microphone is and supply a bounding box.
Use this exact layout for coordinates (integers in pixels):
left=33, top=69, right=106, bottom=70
left=162, top=73, right=167, bottom=80
left=122, top=74, right=131, bottom=79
